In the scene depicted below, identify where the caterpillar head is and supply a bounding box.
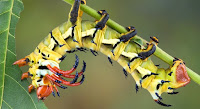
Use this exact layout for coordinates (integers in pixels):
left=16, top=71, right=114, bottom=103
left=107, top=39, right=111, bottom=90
left=171, top=58, right=190, bottom=88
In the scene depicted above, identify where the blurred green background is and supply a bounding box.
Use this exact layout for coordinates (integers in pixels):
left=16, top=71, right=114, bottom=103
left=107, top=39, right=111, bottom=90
left=15, top=0, right=200, bottom=109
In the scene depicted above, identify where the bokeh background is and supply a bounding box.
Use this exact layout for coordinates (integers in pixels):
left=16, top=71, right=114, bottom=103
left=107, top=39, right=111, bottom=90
left=15, top=0, right=200, bottom=109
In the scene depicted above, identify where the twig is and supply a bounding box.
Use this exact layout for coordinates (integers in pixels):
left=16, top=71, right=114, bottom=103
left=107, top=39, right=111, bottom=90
left=63, top=0, right=200, bottom=85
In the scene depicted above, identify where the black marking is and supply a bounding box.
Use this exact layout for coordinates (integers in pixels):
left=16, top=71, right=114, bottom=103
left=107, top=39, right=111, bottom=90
left=172, top=63, right=175, bottom=67
left=38, top=49, right=40, bottom=53
left=52, top=91, right=55, bottom=97
left=155, top=64, right=160, bottom=67
left=55, top=80, right=62, bottom=83
left=135, top=84, right=139, bottom=93
left=52, top=44, right=57, bottom=51
left=155, top=100, right=171, bottom=107
left=28, top=72, right=33, bottom=77
left=31, top=60, right=34, bottom=63
left=38, top=66, right=48, bottom=70
left=161, top=80, right=170, bottom=84
left=47, top=54, right=50, bottom=57
left=168, top=87, right=174, bottom=90
left=70, top=0, right=80, bottom=24
left=123, top=68, right=128, bottom=77
left=156, top=84, right=161, bottom=90
left=90, top=49, right=98, bottom=56
left=130, top=56, right=139, bottom=63
left=71, top=25, right=79, bottom=43
left=59, top=44, right=65, bottom=47
left=91, top=40, right=97, bottom=45
left=37, top=62, right=39, bottom=64
left=155, top=92, right=162, bottom=100
left=168, top=71, right=173, bottom=76
left=138, top=44, right=156, bottom=60
left=150, top=36, right=159, bottom=43
left=59, top=55, right=66, bottom=61
left=50, top=31, right=59, bottom=45
left=95, top=11, right=109, bottom=30
left=41, top=53, right=46, bottom=57
left=74, top=55, right=79, bottom=69
left=37, top=79, right=42, bottom=82
left=91, top=28, right=98, bottom=45
left=168, top=92, right=179, bottom=95
left=111, top=50, right=115, bottom=56
left=25, top=58, right=30, bottom=63
left=125, top=26, right=135, bottom=32
left=42, top=57, right=47, bottom=60
left=119, top=29, right=137, bottom=42
left=81, top=0, right=85, bottom=4
left=112, top=41, right=120, bottom=54
left=40, top=75, right=44, bottom=78
left=70, top=72, right=79, bottom=84
left=108, top=57, right=113, bottom=65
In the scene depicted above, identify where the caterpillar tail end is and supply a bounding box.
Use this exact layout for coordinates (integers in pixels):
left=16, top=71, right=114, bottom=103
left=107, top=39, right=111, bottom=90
left=13, top=57, right=29, bottom=67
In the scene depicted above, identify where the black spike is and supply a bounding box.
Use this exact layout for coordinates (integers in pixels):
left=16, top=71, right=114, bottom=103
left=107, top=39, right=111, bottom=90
left=90, top=49, right=98, bottom=56
left=151, top=73, right=158, bottom=75
left=77, top=47, right=88, bottom=52
left=91, top=40, right=97, bottom=45
left=111, top=50, right=115, bottom=56
left=135, top=84, right=139, bottom=93
left=123, top=68, right=128, bottom=77
left=66, top=49, right=77, bottom=53
left=80, top=74, right=85, bottom=84
left=70, top=72, right=79, bottom=84
left=57, top=92, right=60, bottom=97
left=140, top=80, right=142, bottom=88
left=73, top=55, right=79, bottom=69
left=154, top=100, right=171, bottom=107
left=168, top=92, right=179, bottom=95
left=81, top=61, right=86, bottom=72
left=108, top=57, right=113, bottom=65
left=155, top=92, right=162, bottom=100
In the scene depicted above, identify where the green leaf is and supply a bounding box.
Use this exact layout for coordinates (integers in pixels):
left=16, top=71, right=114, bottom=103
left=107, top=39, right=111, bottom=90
left=0, top=0, right=47, bottom=108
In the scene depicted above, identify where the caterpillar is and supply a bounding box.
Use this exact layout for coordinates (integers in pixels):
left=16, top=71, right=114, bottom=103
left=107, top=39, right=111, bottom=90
left=13, top=0, right=191, bottom=107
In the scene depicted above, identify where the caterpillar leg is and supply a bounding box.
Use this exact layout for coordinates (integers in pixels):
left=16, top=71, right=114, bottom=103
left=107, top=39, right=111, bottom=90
left=21, top=72, right=30, bottom=80
left=28, top=84, right=35, bottom=93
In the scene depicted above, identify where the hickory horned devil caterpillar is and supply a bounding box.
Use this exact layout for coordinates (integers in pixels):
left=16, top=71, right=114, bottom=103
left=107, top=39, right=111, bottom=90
left=13, top=0, right=190, bottom=107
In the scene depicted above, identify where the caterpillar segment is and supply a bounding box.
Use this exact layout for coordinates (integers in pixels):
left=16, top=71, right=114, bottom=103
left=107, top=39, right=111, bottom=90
left=13, top=0, right=191, bottom=106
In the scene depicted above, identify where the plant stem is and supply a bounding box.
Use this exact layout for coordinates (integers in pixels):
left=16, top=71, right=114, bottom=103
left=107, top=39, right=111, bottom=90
left=63, top=0, right=200, bottom=85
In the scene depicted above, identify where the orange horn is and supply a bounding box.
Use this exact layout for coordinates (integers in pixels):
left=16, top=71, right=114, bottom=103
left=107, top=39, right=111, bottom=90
left=13, top=58, right=29, bottom=67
